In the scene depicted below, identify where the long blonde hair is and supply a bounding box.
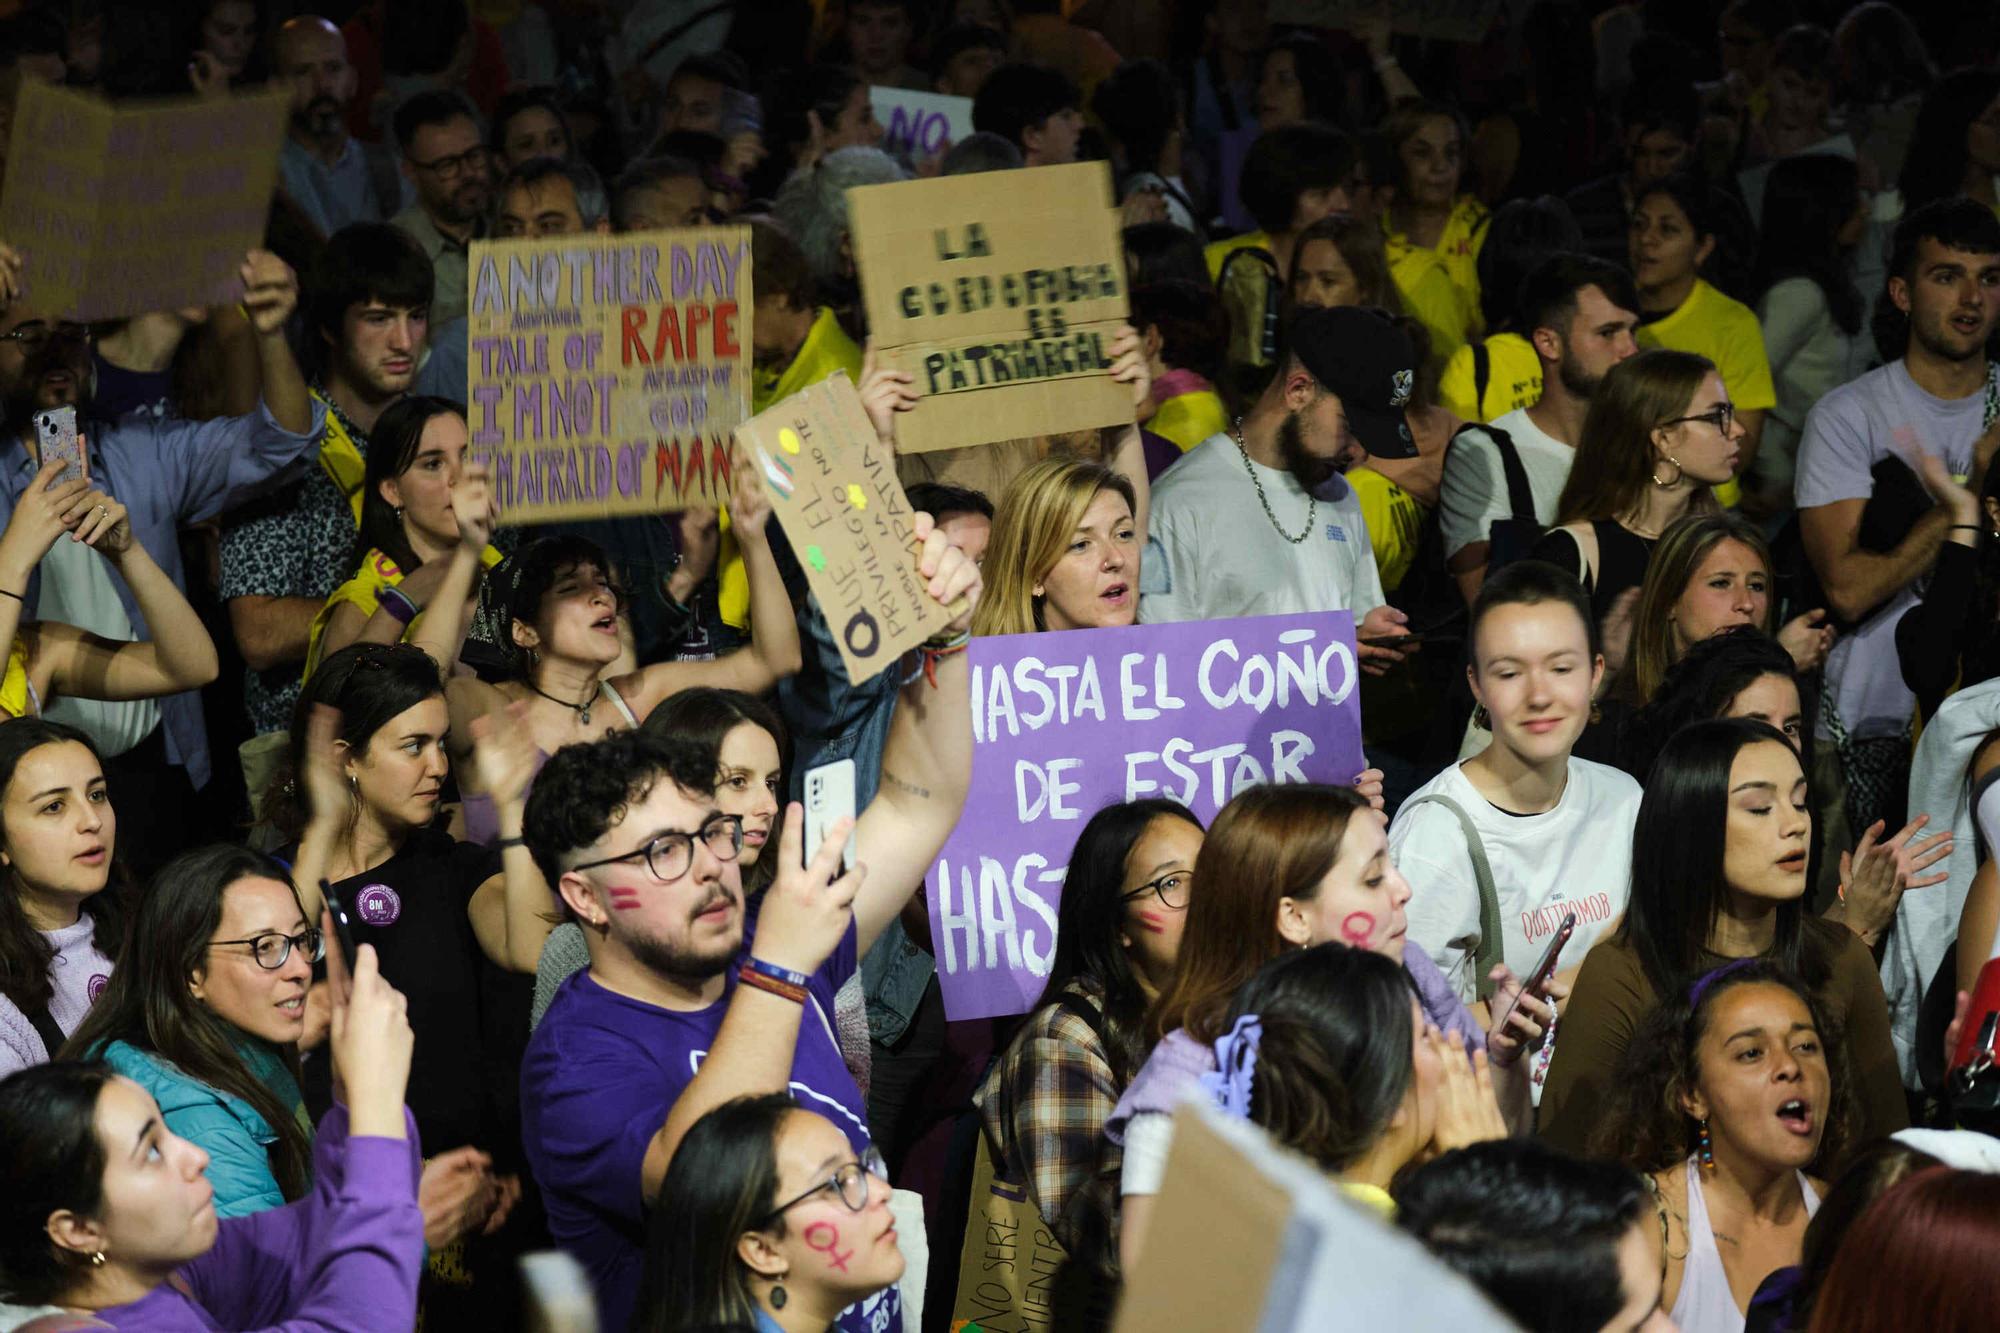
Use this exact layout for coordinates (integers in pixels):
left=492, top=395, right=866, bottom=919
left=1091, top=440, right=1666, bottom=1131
left=972, top=458, right=1137, bottom=637
left=1628, top=511, right=1780, bottom=704
left=1554, top=348, right=1719, bottom=528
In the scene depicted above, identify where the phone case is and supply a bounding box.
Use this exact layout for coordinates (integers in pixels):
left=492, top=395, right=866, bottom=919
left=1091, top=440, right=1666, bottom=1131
left=803, top=758, right=859, bottom=871
left=34, top=407, right=83, bottom=486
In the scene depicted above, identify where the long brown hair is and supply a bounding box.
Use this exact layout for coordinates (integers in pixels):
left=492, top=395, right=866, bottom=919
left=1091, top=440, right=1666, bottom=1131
left=1286, top=214, right=1401, bottom=311
left=1553, top=348, right=1718, bottom=528
left=61, top=845, right=315, bottom=1202
left=1145, top=783, right=1368, bottom=1045
left=1629, top=512, right=1780, bottom=704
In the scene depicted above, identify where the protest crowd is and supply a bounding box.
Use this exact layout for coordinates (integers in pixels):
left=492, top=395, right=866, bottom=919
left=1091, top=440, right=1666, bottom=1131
left=10, top=1, right=2000, bottom=1331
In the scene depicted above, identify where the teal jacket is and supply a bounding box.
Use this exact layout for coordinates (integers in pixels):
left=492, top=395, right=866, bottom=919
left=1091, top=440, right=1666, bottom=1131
left=97, top=1036, right=311, bottom=1218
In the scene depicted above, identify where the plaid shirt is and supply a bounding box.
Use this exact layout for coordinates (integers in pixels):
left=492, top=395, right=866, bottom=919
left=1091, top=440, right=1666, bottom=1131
left=973, top=979, right=1124, bottom=1274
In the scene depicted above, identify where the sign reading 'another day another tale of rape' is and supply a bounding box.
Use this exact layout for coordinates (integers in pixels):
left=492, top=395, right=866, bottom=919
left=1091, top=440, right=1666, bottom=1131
left=466, top=227, right=751, bottom=521
left=735, top=372, right=957, bottom=683
left=0, top=82, right=288, bottom=320
left=848, top=160, right=1133, bottom=453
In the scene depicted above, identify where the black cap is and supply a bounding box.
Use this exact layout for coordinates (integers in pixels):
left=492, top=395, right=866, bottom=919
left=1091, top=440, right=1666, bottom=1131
left=1285, top=306, right=1418, bottom=459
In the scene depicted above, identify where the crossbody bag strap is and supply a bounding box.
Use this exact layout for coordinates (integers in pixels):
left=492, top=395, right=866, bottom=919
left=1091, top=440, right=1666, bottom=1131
left=1472, top=341, right=1491, bottom=417
left=1403, top=794, right=1505, bottom=1001
left=1485, top=425, right=1534, bottom=525
left=24, top=1003, right=67, bottom=1061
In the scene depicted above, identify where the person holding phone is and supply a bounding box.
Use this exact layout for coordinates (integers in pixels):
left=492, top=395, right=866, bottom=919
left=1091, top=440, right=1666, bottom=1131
left=1390, top=559, right=1643, bottom=1105
left=0, top=938, right=424, bottom=1331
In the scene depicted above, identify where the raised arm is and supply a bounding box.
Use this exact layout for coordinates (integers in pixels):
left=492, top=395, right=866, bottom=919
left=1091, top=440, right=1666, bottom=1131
left=38, top=490, right=218, bottom=704
left=0, top=462, right=81, bottom=705
left=405, top=462, right=496, bottom=674
left=466, top=701, right=558, bottom=973
left=625, top=448, right=803, bottom=712
left=851, top=512, right=981, bottom=956
left=639, top=807, right=861, bottom=1193
left=1105, top=324, right=1153, bottom=541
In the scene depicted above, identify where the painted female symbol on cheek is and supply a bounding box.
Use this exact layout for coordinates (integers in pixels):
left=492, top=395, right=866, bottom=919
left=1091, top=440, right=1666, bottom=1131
left=802, top=1220, right=854, bottom=1273
left=607, top=886, right=643, bottom=911
left=1339, top=911, right=1376, bottom=948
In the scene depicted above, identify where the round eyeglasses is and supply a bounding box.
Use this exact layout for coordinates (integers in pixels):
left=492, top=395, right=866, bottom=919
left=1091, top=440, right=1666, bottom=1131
left=1119, top=869, right=1192, bottom=910
left=569, top=813, right=744, bottom=884
left=756, top=1145, right=890, bottom=1227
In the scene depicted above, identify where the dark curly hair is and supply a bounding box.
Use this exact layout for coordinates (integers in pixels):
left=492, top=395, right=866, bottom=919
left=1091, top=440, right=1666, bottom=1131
left=522, top=729, right=719, bottom=912
left=1588, top=959, right=1852, bottom=1176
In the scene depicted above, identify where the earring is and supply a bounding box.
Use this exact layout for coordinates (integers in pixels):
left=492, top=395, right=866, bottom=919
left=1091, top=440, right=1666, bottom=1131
left=1589, top=703, right=1603, bottom=725
left=1651, top=455, right=1684, bottom=488
left=1698, top=1117, right=1715, bottom=1171
left=1471, top=704, right=1490, bottom=730
left=90, top=1251, right=106, bottom=1267
left=771, top=1276, right=789, bottom=1309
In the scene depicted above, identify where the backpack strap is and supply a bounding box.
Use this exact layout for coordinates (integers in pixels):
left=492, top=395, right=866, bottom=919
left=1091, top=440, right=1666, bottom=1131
left=1472, top=342, right=1491, bottom=419
left=1402, top=794, right=1505, bottom=1001
left=24, top=1003, right=67, bottom=1061
left=1217, top=246, right=1283, bottom=364
left=1482, top=423, right=1534, bottom=526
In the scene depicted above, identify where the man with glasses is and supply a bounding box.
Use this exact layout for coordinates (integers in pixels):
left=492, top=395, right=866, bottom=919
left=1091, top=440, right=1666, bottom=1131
left=391, top=90, right=491, bottom=328
left=0, top=240, right=324, bottom=878
left=518, top=527, right=975, bottom=1333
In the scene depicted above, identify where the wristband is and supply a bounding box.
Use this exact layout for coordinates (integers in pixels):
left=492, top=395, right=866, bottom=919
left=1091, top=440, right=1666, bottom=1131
left=496, top=835, right=525, bottom=849
left=1949, top=524, right=1982, bottom=533
left=378, top=586, right=419, bottom=625
left=738, top=964, right=807, bottom=1004
left=0, top=588, right=22, bottom=603
left=744, top=956, right=811, bottom=989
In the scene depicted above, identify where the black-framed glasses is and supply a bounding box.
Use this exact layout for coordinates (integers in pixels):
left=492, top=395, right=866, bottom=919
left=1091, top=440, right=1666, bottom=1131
left=570, top=814, right=743, bottom=884
left=209, top=928, right=325, bottom=971
left=0, top=321, right=92, bottom=353
left=409, top=145, right=490, bottom=179
left=1661, top=403, right=1736, bottom=435
left=1119, top=870, right=1192, bottom=911
left=755, top=1145, right=889, bottom=1228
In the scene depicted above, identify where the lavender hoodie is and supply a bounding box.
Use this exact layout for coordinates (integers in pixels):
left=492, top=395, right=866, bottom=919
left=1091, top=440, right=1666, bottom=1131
left=91, top=1104, right=423, bottom=1331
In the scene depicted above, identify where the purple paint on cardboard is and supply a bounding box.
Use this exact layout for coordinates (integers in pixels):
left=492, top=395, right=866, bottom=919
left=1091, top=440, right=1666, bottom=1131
left=925, top=610, right=1365, bottom=1021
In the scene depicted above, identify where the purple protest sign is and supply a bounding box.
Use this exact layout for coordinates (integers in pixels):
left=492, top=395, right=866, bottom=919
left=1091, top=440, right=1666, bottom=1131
left=926, top=611, right=1364, bottom=1021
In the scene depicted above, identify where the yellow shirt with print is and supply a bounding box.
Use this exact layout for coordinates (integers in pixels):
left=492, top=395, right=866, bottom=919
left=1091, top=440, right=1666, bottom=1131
left=1347, top=466, right=1425, bottom=594
left=725, top=307, right=864, bottom=628
left=1384, top=196, right=1489, bottom=369
left=1635, top=278, right=1776, bottom=509
left=1150, top=389, right=1230, bottom=454
left=1438, top=331, right=1541, bottom=422
left=304, top=544, right=505, bottom=682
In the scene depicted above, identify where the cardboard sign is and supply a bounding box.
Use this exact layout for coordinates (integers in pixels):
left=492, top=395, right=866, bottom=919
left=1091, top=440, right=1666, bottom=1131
left=849, top=161, right=1133, bottom=454
left=0, top=82, right=288, bottom=321
left=466, top=227, right=752, bottom=521
left=870, top=86, right=974, bottom=158
left=1114, top=1102, right=1520, bottom=1332
left=735, top=371, right=956, bottom=682
left=926, top=612, right=1365, bottom=1022
left=1267, top=0, right=1503, bottom=42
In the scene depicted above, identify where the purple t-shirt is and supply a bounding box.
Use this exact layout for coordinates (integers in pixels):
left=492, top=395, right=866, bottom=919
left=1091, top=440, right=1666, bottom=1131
left=520, top=914, right=900, bottom=1333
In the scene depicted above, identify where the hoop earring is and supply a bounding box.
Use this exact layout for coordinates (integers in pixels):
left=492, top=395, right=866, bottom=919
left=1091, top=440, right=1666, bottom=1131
left=1698, top=1117, right=1715, bottom=1171
left=1651, top=455, right=1684, bottom=488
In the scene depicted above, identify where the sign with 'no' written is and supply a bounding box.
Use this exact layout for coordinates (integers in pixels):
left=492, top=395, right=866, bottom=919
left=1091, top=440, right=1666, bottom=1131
left=465, top=227, right=751, bottom=521
left=925, top=612, right=1366, bottom=1022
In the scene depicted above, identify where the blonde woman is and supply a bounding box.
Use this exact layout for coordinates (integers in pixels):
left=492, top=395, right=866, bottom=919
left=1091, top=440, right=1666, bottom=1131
left=972, top=459, right=1141, bottom=638
left=1627, top=511, right=1833, bottom=707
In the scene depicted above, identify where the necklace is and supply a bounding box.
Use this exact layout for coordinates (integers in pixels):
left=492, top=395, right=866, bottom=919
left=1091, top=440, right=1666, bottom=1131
left=526, top=679, right=597, bottom=725
left=1233, top=419, right=1315, bottom=544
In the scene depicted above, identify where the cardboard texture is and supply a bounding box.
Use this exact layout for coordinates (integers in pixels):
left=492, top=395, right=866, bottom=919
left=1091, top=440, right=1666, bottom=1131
left=735, top=371, right=956, bottom=682
left=1113, top=1102, right=1522, bottom=1333
left=1267, top=0, right=1503, bottom=42
left=465, top=227, right=751, bottom=521
left=0, top=82, right=288, bottom=321
left=870, top=86, right=974, bottom=158
left=849, top=161, right=1133, bottom=453
left=926, top=612, right=1365, bottom=1021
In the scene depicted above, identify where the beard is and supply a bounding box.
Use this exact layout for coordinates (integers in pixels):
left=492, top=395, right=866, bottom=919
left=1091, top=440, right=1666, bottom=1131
left=620, top=881, right=744, bottom=982
left=292, top=96, right=345, bottom=139
left=1276, top=409, right=1339, bottom=490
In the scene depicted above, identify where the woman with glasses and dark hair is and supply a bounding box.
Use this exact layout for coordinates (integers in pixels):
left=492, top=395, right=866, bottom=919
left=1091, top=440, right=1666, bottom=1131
left=633, top=1094, right=905, bottom=1333
left=61, top=845, right=321, bottom=1219
left=974, top=799, right=1204, bottom=1317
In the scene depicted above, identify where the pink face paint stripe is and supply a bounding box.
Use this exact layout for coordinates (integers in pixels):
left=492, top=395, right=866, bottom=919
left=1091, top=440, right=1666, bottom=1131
left=1136, top=910, right=1167, bottom=935
left=607, top=887, right=643, bottom=911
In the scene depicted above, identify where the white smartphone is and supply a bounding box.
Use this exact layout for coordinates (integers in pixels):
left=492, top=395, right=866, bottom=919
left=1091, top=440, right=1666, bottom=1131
left=33, top=406, right=84, bottom=487
left=518, top=1250, right=598, bottom=1333
left=803, top=758, right=858, bottom=872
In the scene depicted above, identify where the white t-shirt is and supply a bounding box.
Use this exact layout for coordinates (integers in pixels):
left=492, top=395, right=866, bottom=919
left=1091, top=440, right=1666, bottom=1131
left=1794, top=359, right=1991, bottom=740
left=1391, top=757, right=1640, bottom=1001
left=1436, top=407, right=1575, bottom=559
left=1140, top=433, right=1386, bottom=624
left=36, top=533, right=158, bottom=756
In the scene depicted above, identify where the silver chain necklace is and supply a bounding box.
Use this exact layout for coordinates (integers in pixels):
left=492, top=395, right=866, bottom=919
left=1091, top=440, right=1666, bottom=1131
left=1233, top=419, right=1315, bottom=544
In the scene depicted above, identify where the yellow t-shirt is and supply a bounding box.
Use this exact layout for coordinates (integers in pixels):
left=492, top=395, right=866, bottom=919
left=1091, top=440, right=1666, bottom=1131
left=1384, top=195, right=1489, bottom=368
left=1438, top=331, right=1542, bottom=422
left=304, top=544, right=505, bottom=683
left=1339, top=1180, right=1397, bottom=1218
left=1347, top=466, right=1425, bottom=594
left=1150, top=388, right=1229, bottom=454
left=1636, top=279, right=1777, bottom=509
left=1203, top=230, right=1271, bottom=283
left=729, top=307, right=865, bottom=628
left=0, top=636, right=31, bottom=719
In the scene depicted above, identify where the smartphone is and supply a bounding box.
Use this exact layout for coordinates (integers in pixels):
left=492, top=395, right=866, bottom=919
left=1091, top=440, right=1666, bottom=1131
left=1494, top=911, right=1576, bottom=1036
left=33, top=406, right=84, bottom=487
left=1951, top=955, right=2000, bottom=1073
left=1360, top=632, right=1461, bottom=651
left=324, top=881, right=358, bottom=968
left=519, top=1250, right=598, bottom=1333
left=803, top=758, right=858, bottom=872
